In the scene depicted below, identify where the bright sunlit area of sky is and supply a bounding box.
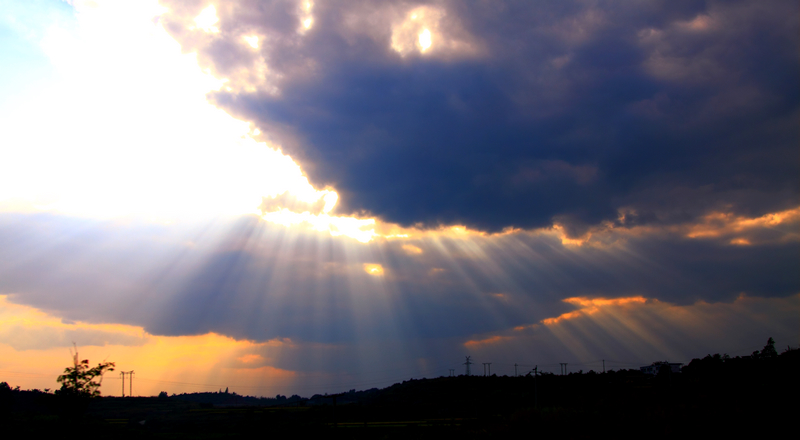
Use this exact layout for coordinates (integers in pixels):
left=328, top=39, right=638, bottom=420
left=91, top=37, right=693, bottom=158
left=0, top=0, right=343, bottom=229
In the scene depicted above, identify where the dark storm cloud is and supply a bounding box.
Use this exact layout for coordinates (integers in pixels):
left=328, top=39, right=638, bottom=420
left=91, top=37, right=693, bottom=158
left=161, top=0, right=799, bottom=235
left=1, top=213, right=796, bottom=347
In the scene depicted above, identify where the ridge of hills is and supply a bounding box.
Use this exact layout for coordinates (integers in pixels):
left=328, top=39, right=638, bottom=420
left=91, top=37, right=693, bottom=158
left=3, top=347, right=798, bottom=438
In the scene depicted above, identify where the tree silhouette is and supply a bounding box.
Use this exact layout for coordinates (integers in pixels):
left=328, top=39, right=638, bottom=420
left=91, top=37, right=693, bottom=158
left=56, top=347, right=114, bottom=397
left=760, top=337, right=778, bottom=359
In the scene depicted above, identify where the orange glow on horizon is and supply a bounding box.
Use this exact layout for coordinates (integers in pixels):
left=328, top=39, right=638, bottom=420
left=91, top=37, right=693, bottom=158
left=0, top=296, right=298, bottom=396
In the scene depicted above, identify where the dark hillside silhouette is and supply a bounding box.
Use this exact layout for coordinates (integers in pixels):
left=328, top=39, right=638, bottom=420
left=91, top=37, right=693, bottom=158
left=1, top=339, right=797, bottom=438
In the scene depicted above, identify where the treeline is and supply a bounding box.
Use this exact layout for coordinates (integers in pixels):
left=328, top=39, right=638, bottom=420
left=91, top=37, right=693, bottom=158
left=682, top=337, right=797, bottom=377
left=167, top=389, right=305, bottom=407
left=1, top=338, right=798, bottom=437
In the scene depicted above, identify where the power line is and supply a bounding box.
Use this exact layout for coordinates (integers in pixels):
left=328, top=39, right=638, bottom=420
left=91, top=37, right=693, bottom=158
left=5, top=342, right=784, bottom=397
left=134, top=365, right=461, bottom=394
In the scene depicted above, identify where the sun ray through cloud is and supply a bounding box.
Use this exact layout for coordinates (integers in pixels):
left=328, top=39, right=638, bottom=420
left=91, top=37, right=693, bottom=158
left=0, top=0, right=797, bottom=396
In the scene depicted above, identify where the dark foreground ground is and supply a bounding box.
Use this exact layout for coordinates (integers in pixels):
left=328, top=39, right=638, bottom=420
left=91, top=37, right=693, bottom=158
left=3, top=349, right=798, bottom=439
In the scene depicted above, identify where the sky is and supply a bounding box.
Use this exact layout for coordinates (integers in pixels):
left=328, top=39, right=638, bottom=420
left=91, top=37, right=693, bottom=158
left=0, top=0, right=797, bottom=397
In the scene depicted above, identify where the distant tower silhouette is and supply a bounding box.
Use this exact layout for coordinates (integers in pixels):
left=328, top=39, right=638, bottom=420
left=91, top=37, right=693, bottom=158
left=464, top=356, right=473, bottom=376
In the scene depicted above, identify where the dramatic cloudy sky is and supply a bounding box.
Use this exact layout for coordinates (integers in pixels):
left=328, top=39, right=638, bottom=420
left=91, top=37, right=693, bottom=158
left=0, top=0, right=797, bottom=396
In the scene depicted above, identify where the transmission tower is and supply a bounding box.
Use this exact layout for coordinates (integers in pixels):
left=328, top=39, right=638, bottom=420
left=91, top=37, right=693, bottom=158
left=464, top=356, right=473, bottom=376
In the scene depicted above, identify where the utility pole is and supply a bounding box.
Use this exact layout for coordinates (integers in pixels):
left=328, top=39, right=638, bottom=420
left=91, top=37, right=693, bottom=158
left=514, top=363, right=518, bottom=377
left=560, top=363, right=568, bottom=375
left=464, top=356, right=472, bottom=376
left=533, top=366, right=538, bottom=408
left=487, top=363, right=492, bottom=376
left=120, top=371, right=135, bottom=397
left=482, top=363, right=488, bottom=376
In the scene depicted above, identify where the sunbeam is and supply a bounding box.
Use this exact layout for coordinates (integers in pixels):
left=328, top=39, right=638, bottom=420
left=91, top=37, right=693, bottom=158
left=1, top=0, right=797, bottom=397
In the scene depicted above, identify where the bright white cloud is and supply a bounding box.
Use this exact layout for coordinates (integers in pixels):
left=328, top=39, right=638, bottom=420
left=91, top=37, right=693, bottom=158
left=193, top=4, right=219, bottom=33
left=390, top=5, right=478, bottom=58
left=298, top=0, right=314, bottom=33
